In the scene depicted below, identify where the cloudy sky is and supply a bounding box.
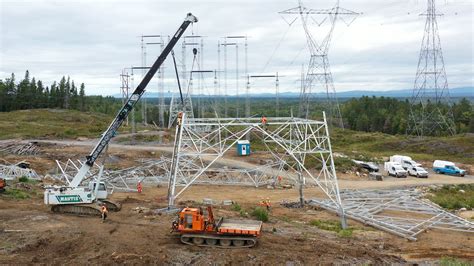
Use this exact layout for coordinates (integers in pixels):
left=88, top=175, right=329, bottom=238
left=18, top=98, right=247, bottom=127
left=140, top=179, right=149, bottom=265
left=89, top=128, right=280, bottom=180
left=0, top=0, right=472, bottom=96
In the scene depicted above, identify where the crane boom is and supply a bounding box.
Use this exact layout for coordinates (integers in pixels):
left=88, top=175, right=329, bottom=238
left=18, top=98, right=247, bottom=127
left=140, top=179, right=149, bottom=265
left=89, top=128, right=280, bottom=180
left=69, top=13, right=198, bottom=188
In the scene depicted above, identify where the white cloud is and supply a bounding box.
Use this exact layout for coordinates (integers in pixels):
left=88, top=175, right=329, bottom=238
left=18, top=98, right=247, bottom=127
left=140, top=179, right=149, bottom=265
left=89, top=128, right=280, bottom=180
left=0, top=0, right=472, bottom=96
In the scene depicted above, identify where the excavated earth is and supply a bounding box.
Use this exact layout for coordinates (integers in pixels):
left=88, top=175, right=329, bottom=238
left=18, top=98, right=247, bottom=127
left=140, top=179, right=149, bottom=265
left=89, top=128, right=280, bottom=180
left=1, top=185, right=474, bottom=264
left=1, top=141, right=474, bottom=264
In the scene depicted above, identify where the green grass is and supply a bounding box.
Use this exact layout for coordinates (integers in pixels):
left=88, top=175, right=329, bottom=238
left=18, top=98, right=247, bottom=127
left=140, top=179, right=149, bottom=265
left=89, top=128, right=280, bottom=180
left=309, top=219, right=353, bottom=237
left=0, top=109, right=161, bottom=140
left=115, top=133, right=165, bottom=143
left=231, top=203, right=242, bottom=212
left=331, top=128, right=474, bottom=165
left=0, top=109, right=116, bottom=139
left=428, top=184, right=474, bottom=210
left=18, top=176, right=29, bottom=182
left=439, top=257, right=471, bottom=266
left=4, top=188, right=30, bottom=199
left=251, top=207, right=269, bottom=222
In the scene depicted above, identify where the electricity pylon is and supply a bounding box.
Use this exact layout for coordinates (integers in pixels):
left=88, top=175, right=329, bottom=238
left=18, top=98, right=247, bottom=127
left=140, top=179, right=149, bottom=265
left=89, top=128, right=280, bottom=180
left=408, top=0, right=456, bottom=137
left=280, top=0, right=359, bottom=128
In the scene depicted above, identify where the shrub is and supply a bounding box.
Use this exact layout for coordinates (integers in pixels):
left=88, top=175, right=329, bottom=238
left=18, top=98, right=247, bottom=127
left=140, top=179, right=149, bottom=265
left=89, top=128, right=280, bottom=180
left=439, top=257, right=470, bottom=266
left=231, top=203, right=242, bottom=212
left=337, top=229, right=353, bottom=238
left=310, top=219, right=353, bottom=238
left=428, top=184, right=474, bottom=210
left=18, top=176, right=29, bottom=183
left=251, top=207, right=269, bottom=222
left=309, top=219, right=341, bottom=232
left=5, top=188, right=30, bottom=199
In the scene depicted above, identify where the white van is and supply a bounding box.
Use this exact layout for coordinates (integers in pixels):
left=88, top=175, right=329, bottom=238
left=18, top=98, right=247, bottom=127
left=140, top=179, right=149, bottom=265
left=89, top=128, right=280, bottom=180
left=390, top=155, right=422, bottom=170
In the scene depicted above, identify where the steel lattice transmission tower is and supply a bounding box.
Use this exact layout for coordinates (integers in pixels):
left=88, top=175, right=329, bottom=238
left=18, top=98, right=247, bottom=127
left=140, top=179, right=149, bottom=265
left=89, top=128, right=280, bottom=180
left=280, top=0, right=359, bottom=127
left=408, top=0, right=456, bottom=137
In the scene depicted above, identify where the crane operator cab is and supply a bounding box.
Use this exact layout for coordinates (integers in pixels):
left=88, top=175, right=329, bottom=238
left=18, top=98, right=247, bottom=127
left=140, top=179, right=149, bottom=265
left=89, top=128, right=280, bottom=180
left=88, top=181, right=108, bottom=199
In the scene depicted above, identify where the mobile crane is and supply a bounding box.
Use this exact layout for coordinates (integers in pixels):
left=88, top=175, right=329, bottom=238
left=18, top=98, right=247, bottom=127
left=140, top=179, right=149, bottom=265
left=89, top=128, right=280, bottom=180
left=172, top=206, right=263, bottom=248
left=44, top=13, right=198, bottom=216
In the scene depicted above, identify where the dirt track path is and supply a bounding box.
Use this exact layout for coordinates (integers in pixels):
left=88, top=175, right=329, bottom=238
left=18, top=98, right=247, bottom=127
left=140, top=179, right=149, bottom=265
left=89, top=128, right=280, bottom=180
left=15, top=139, right=474, bottom=190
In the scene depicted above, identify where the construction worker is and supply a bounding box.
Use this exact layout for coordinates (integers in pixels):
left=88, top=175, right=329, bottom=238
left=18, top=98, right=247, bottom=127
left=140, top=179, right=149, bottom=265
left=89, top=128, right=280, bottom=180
left=261, top=116, right=267, bottom=130
left=264, top=198, right=271, bottom=211
left=177, top=112, right=183, bottom=126
left=101, top=204, right=108, bottom=223
left=0, top=178, right=6, bottom=193
left=137, top=181, right=143, bottom=193
left=259, top=198, right=271, bottom=211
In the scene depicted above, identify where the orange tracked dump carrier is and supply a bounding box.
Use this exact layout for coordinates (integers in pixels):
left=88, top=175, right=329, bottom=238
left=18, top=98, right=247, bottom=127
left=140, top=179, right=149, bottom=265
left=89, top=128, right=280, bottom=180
left=172, top=206, right=263, bottom=248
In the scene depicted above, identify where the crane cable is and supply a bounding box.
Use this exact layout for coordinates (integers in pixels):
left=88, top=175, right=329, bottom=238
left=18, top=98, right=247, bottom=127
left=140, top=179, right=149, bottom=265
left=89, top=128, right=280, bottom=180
left=171, top=50, right=184, bottom=105
left=184, top=48, right=198, bottom=100
left=261, top=23, right=293, bottom=73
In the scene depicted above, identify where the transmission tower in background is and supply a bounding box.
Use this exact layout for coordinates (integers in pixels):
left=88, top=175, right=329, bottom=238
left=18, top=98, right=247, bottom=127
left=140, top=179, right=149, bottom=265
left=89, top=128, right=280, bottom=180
left=145, top=37, right=166, bottom=128
left=408, top=0, right=456, bottom=137
left=280, top=0, right=359, bottom=128
left=120, top=70, right=130, bottom=126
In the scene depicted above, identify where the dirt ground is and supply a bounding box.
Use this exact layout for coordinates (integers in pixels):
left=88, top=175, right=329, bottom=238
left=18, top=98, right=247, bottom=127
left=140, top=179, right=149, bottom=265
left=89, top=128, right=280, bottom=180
left=1, top=185, right=474, bottom=264
left=1, top=140, right=474, bottom=264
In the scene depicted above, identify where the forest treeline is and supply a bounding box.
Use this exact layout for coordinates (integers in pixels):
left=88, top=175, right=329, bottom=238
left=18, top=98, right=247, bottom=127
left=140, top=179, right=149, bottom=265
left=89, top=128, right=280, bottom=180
left=341, top=96, right=474, bottom=134
left=1, top=71, right=473, bottom=135
left=0, top=71, right=123, bottom=115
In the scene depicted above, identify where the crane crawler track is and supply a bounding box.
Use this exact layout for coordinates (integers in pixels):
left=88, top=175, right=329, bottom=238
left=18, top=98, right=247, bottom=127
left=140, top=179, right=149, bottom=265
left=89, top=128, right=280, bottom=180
left=51, top=200, right=121, bottom=216
left=99, top=199, right=122, bottom=212
left=180, top=234, right=257, bottom=248
left=51, top=204, right=102, bottom=216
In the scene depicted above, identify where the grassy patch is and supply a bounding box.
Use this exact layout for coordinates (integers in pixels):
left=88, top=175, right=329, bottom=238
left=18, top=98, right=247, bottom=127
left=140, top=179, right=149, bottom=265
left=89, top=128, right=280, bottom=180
left=4, top=188, right=30, bottom=199
left=309, top=219, right=353, bottom=237
left=115, top=133, right=163, bottom=143
left=0, top=109, right=117, bottom=139
left=0, top=109, right=164, bottom=140
left=439, top=257, right=471, bottom=266
left=331, top=128, right=474, bottom=165
left=333, top=157, right=357, bottom=172
left=428, top=184, right=474, bottom=210
left=279, top=216, right=292, bottom=223
left=17, top=176, right=39, bottom=184
left=231, top=203, right=242, bottom=212
left=251, top=207, right=269, bottom=222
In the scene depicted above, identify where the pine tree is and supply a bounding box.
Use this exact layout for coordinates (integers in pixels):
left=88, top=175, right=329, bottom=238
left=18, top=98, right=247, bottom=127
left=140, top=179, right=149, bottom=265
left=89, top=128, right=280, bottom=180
left=37, top=80, right=45, bottom=108
left=70, top=81, right=79, bottom=110
left=59, top=76, right=67, bottom=108
left=50, top=82, right=57, bottom=108
left=79, top=83, right=86, bottom=111
left=0, top=79, right=5, bottom=112
left=29, top=77, right=37, bottom=108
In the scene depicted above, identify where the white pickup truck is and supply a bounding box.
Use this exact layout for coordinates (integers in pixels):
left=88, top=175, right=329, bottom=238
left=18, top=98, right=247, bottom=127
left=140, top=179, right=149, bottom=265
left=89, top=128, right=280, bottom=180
left=407, top=166, right=429, bottom=178
left=384, top=162, right=408, bottom=178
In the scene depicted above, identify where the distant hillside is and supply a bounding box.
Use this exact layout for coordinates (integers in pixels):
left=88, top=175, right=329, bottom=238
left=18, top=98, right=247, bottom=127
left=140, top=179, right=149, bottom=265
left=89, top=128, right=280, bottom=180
left=119, top=87, right=473, bottom=99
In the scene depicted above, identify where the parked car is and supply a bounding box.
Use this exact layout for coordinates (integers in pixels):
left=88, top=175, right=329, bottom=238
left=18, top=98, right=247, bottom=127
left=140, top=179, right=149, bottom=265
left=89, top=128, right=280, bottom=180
left=352, top=160, right=379, bottom=172
left=433, top=160, right=466, bottom=177
left=408, top=166, right=429, bottom=178
left=384, top=162, right=407, bottom=178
